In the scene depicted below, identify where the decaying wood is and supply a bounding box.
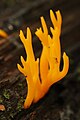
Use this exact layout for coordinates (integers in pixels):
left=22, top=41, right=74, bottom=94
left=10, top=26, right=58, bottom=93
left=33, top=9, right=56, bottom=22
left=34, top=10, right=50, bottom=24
left=0, top=0, right=80, bottom=119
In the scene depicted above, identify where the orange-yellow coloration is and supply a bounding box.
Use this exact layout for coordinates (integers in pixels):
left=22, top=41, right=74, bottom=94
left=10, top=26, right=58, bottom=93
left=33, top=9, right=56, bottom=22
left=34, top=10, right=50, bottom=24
left=0, top=105, right=5, bottom=111
left=0, top=29, right=8, bottom=38
left=17, top=10, right=69, bottom=109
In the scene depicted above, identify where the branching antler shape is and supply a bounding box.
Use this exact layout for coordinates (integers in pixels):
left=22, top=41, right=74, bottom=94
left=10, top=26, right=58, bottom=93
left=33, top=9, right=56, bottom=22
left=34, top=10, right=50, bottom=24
left=17, top=10, right=69, bottom=109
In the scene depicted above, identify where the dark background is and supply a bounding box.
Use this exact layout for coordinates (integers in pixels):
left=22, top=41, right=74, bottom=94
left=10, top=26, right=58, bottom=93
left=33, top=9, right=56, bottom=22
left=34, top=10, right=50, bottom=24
left=0, top=0, right=80, bottom=120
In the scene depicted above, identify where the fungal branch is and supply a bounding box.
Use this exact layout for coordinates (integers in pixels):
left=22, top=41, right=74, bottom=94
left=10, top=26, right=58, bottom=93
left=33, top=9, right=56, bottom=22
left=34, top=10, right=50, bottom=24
left=17, top=28, right=40, bottom=108
left=17, top=10, right=69, bottom=109
left=0, top=29, right=8, bottom=38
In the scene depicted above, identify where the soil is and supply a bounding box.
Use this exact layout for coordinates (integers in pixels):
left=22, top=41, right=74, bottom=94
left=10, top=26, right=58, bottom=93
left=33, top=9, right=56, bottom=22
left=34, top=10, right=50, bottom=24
left=0, top=0, right=80, bottom=120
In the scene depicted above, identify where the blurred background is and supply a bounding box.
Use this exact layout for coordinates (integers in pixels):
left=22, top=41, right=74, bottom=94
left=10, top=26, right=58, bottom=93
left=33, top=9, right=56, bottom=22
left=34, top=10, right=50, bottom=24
left=0, top=0, right=80, bottom=120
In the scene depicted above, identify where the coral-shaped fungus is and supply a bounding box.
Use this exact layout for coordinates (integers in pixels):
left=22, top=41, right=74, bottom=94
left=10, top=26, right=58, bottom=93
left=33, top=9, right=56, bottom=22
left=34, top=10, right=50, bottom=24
left=17, top=10, right=69, bottom=109
left=0, top=29, right=8, bottom=38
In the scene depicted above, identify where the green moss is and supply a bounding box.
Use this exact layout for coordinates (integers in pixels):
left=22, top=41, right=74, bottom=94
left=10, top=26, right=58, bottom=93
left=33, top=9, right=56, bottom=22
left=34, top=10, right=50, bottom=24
left=17, top=83, right=24, bottom=92
left=17, top=97, right=24, bottom=111
left=10, top=113, right=14, bottom=118
left=0, top=96, right=3, bottom=103
left=3, top=89, right=10, bottom=100
left=18, top=83, right=23, bottom=87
